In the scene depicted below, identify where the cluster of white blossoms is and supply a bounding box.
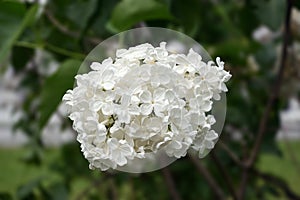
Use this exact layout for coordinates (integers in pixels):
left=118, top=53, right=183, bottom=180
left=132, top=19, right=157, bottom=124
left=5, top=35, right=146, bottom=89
left=63, top=42, right=231, bottom=171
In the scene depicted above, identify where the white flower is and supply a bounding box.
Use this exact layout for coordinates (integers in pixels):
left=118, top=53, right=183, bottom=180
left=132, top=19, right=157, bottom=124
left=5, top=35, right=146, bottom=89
left=115, top=95, right=140, bottom=124
left=190, top=95, right=213, bottom=112
left=90, top=57, right=113, bottom=71
left=108, top=138, right=134, bottom=166
left=62, top=42, right=231, bottom=171
left=94, top=68, right=116, bottom=90
left=139, top=88, right=166, bottom=116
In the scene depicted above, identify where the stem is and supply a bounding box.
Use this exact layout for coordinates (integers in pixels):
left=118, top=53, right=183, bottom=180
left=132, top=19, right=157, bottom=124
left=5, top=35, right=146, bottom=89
left=210, top=151, right=239, bottom=200
left=251, top=168, right=300, bottom=200
left=217, top=140, right=243, bottom=166
left=238, top=0, right=293, bottom=199
left=188, top=153, right=226, bottom=200
left=44, top=9, right=101, bottom=45
left=14, top=41, right=86, bottom=60
left=162, top=167, right=182, bottom=200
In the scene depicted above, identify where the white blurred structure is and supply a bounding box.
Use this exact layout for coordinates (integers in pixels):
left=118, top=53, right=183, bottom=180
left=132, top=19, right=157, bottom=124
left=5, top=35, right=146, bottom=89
left=277, top=97, right=300, bottom=140
left=41, top=104, right=75, bottom=147
left=0, top=68, right=28, bottom=147
left=0, top=50, right=75, bottom=148
left=252, top=25, right=274, bottom=44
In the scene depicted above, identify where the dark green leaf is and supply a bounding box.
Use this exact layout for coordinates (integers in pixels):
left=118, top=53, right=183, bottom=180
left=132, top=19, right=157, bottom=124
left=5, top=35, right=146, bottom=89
left=0, top=193, right=13, bottom=200
left=22, top=147, right=43, bottom=165
left=171, top=0, right=200, bottom=37
left=107, top=0, right=173, bottom=32
left=17, top=177, right=44, bottom=199
left=0, top=2, right=37, bottom=63
left=49, top=0, right=97, bottom=31
left=39, top=59, right=81, bottom=129
left=47, top=182, right=68, bottom=200
left=12, top=46, right=34, bottom=71
left=91, top=0, right=120, bottom=36
left=213, top=38, right=259, bottom=66
left=253, top=0, right=286, bottom=31
left=295, top=1, right=300, bottom=10
left=65, top=0, right=98, bottom=30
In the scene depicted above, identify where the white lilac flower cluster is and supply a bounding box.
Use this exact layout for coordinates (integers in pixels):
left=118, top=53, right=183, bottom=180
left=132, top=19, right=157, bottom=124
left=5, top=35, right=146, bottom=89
left=63, top=42, right=231, bottom=171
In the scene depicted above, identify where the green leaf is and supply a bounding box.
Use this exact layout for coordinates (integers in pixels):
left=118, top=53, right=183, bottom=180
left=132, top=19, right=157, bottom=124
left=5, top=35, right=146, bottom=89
left=0, top=2, right=37, bottom=64
left=49, top=0, right=97, bottom=30
left=295, top=1, right=300, bottom=10
left=107, top=0, right=173, bottom=32
left=46, top=182, right=68, bottom=200
left=91, top=0, right=120, bottom=36
left=39, top=59, right=81, bottom=129
left=17, top=177, right=44, bottom=199
left=171, top=0, right=200, bottom=37
left=0, top=193, right=13, bottom=200
left=66, top=0, right=98, bottom=29
left=212, top=38, right=259, bottom=66
left=12, top=46, right=34, bottom=71
left=253, top=0, right=286, bottom=31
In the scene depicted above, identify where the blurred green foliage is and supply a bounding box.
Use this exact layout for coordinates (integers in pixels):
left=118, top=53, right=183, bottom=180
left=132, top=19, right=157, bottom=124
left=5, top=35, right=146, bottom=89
left=0, top=0, right=299, bottom=199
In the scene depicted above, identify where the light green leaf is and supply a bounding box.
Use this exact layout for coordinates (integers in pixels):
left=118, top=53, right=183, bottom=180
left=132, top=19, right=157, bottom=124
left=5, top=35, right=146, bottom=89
left=0, top=2, right=37, bottom=64
left=39, top=59, right=81, bottom=129
left=107, top=0, right=173, bottom=32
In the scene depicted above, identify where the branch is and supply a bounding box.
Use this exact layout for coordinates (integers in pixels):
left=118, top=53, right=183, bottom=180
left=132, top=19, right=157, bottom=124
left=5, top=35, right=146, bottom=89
left=217, top=140, right=243, bottom=167
left=44, top=10, right=101, bottom=45
left=281, top=133, right=300, bottom=173
left=251, top=168, right=300, bottom=200
left=188, top=153, right=226, bottom=200
left=162, top=167, right=182, bottom=200
left=14, top=41, right=86, bottom=60
left=217, top=138, right=300, bottom=200
left=210, top=151, right=239, bottom=200
left=107, top=178, right=118, bottom=200
left=238, top=0, right=293, bottom=199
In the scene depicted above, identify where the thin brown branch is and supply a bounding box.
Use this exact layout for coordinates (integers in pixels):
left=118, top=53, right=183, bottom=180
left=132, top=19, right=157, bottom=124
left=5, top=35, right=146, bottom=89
left=188, top=153, right=226, bottom=200
left=107, top=178, right=119, bottom=200
left=237, top=0, right=293, bottom=199
left=210, top=151, right=239, bottom=200
left=248, top=0, right=293, bottom=168
left=162, top=167, right=182, bottom=200
left=281, top=133, right=300, bottom=174
left=218, top=137, right=300, bottom=200
left=217, top=140, right=243, bottom=167
left=251, top=168, right=300, bottom=200
left=44, top=10, right=101, bottom=45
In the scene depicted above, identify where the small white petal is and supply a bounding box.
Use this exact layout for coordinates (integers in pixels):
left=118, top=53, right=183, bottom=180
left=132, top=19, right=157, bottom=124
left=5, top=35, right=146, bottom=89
left=139, top=90, right=152, bottom=103
left=140, top=104, right=153, bottom=115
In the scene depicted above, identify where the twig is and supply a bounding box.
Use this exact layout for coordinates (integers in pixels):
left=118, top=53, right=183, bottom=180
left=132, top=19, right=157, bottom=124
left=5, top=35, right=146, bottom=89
left=44, top=10, right=101, bottom=45
left=247, top=0, right=292, bottom=169
left=251, top=168, right=300, bottom=200
left=14, top=41, right=86, bottom=60
left=210, top=151, right=239, bottom=200
left=238, top=0, right=293, bottom=199
left=281, top=131, right=300, bottom=174
left=188, top=153, right=226, bottom=200
left=217, top=140, right=243, bottom=167
left=107, top=178, right=118, bottom=200
left=217, top=137, right=300, bottom=199
left=161, top=167, right=182, bottom=200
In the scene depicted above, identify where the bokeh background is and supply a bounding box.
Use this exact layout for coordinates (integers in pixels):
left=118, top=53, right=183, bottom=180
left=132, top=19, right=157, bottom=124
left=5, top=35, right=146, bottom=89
left=0, top=0, right=300, bottom=199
